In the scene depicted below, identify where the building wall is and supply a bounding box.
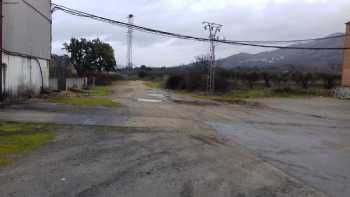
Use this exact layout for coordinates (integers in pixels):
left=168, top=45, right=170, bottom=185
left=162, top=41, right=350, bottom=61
left=342, top=23, right=350, bottom=87
left=1, top=0, right=51, bottom=98
left=2, top=53, right=49, bottom=97
left=3, top=0, right=51, bottom=59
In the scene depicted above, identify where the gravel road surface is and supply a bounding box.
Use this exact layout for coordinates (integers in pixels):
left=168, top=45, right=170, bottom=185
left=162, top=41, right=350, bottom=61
left=1, top=81, right=348, bottom=196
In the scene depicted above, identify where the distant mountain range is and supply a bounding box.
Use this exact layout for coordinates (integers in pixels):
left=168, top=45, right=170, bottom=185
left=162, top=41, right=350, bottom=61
left=217, top=33, right=345, bottom=73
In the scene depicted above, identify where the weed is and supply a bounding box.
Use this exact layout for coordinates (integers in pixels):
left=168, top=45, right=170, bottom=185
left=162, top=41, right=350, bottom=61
left=144, top=81, right=162, bottom=89
left=48, top=97, right=119, bottom=107
left=89, top=85, right=113, bottom=96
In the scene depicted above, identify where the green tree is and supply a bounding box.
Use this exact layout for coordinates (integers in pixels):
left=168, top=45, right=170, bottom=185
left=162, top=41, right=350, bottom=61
left=63, top=38, right=88, bottom=76
left=64, top=38, right=116, bottom=76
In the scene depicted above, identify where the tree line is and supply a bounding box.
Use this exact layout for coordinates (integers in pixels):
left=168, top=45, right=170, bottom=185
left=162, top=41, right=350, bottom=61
left=163, top=56, right=341, bottom=92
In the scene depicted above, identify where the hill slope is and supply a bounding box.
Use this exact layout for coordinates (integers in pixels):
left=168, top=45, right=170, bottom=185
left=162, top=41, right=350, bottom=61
left=218, top=33, right=344, bottom=72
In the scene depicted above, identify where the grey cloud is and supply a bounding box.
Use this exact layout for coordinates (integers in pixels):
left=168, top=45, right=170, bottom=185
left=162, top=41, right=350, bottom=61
left=52, top=0, right=350, bottom=67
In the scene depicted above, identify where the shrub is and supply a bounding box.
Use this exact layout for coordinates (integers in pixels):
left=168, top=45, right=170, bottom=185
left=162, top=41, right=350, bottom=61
left=185, top=73, right=207, bottom=91
left=262, top=72, right=272, bottom=88
left=94, top=73, right=124, bottom=86
left=318, top=73, right=341, bottom=89
left=215, top=76, right=230, bottom=92
left=240, top=71, right=260, bottom=89
left=138, top=71, right=147, bottom=79
left=165, top=75, right=186, bottom=90
left=215, top=71, right=230, bottom=92
left=290, top=72, right=314, bottom=89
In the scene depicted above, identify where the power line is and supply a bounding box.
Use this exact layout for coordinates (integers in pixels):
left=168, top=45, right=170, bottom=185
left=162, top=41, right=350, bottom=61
left=51, top=3, right=350, bottom=50
left=228, top=34, right=347, bottom=44
left=219, top=40, right=348, bottom=50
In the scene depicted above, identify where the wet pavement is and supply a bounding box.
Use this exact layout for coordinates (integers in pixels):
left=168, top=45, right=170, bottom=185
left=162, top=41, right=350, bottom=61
left=0, top=103, right=128, bottom=126
left=210, top=120, right=350, bottom=197
left=0, top=81, right=349, bottom=196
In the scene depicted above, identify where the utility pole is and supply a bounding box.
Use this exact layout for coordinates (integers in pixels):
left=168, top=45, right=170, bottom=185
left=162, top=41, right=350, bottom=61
left=203, top=21, right=222, bottom=94
left=0, top=0, right=3, bottom=101
left=126, top=14, right=134, bottom=70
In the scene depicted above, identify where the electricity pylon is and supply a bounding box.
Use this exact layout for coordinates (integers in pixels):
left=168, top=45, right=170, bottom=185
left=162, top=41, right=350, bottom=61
left=203, top=21, right=222, bottom=94
left=127, top=14, right=134, bottom=70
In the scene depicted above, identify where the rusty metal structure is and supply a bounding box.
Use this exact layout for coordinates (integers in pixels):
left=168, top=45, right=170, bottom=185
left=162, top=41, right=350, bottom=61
left=342, top=22, right=350, bottom=87
left=0, top=0, right=3, bottom=101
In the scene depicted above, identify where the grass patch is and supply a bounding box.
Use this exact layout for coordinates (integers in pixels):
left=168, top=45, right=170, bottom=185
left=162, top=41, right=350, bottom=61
left=0, top=133, right=54, bottom=154
left=0, top=122, right=54, bottom=134
left=177, top=87, right=330, bottom=103
left=48, top=97, right=119, bottom=107
left=0, top=122, right=56, bottom=167
left=89, top=85, right=113, bottom=97
left=144, top=81, right=162, bottom=89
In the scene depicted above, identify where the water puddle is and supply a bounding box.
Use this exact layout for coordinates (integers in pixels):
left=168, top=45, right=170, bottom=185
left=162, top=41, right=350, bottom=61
left=137, top=98, right=162, bottom=103
left=148, top=93, right=165, bottom=98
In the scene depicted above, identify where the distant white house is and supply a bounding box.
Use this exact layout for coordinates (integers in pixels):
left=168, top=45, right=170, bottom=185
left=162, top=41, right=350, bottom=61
left=1, top=0, right=51, bottom=98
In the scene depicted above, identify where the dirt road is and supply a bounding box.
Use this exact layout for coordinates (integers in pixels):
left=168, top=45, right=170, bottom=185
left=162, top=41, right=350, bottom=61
left=0, top=81, right=349, bottom=196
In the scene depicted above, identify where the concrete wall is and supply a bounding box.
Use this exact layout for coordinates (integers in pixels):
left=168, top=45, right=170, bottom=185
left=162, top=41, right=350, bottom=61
left=66, top=78, right=88, bottom=90
left=342, top=22, right=350, bottom=87
left=2, top=53, right=49, bottom=97
left=1, top=0, right=51, bottom=98
left=49, top=77, right=88, bottom=91
left=49, top=78, right=58, bottom=90
left=3, top=0, right=51, bottom=59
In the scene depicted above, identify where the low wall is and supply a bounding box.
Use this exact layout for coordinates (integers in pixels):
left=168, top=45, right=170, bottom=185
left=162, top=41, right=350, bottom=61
left=49, top=77, right=88, bottom=91
left=334, top=87, right=350, bottom=99
left=1, top=53, right=49, bottom=97
left=66, top=78, right=88, bottom=90
left=49, top=78, right=58, bottom=90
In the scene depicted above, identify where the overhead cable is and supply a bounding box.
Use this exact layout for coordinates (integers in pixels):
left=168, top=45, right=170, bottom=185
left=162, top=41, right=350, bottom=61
left=51, top=3, right=350, bottom=50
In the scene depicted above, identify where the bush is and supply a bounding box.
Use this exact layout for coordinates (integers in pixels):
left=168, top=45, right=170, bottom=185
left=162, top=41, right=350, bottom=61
left=262, top=72, right=272, bottom=88
left=291, top=72, right=313, bottom=89
left=318, top=73, right=340, bottom=89
left=165, top=75, right=186, bottom=90
left=185, top=73, right=207, bottom=91
left=138, top=71, right=147, bottom=79
left=240, top=71, right=260, bottom=89
left=94, top=73, right=124, bottom=86
left=215, top=71, right=230, bottom=92
left=165, top=72, right=230, bottom=92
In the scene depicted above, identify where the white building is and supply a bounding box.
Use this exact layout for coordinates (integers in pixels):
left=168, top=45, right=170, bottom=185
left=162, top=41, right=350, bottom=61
left=1, top=0, right=51, bottom=98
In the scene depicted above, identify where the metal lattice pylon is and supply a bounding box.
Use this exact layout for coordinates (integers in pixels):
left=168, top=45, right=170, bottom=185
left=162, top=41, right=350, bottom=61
left=127, top=14, right=134, bottom=70
left=203, top=22, right=223, bottom=94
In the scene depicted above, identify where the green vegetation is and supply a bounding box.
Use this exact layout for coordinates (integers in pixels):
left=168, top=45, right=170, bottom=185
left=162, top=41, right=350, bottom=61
left=177, top=87, right=330, bottom=103
left=0, top=122, right=55, bottom=134
left=94, top=73, right=124, bottom=86
left=144, top=81, right=162, bottom=89
left=64, top=38, right=116, bottom=76
left=0, top=122, right=56, bottom=167
left=48, top=97, right=119, bottom=107
left=89, top=85, right=113, bottom=96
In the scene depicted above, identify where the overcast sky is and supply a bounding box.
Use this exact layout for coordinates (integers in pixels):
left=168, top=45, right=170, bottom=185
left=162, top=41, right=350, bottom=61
left=52, top=0, right=350, bottom=67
